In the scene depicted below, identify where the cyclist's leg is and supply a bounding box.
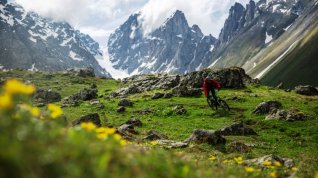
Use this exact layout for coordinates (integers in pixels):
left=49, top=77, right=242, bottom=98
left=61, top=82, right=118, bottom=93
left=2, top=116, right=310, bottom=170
left=211, top=89, right=218, bottom=103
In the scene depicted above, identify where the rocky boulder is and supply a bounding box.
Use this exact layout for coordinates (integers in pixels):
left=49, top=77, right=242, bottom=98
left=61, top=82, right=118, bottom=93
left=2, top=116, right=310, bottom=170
left=152, top=93, right=164, bottom=99
left=123, top=118, right=143, bottom=127
left=33, top=89, right=62, bottom=103
left=295, top=85, right=318, bottom=96
left=65, top=67, right=95, bottom=77
left=157, top=140, right=188, bottom=149
left=72, top=113, right=101, bottom=127
left=217, top=123, right=257, bottom=136
left=117, top=106, right=126, bottom=113
left=253, top=101, right=282, bottom=114
left=265, top=109, right=308, bottom=121
left=118, top=99, right=134, bottom=107
left=244, top=155, right=295, bottom=168
left=143, top=129, right=168, bottom=141
left=118, top=124, right=138, bottom=135
left=185, top=129, right=226, bottom=145
left=172, top=86, right=202, bottom=97
left=172, top=105, right=187, bottom=115
left=228, top=141, right=253, bottom=153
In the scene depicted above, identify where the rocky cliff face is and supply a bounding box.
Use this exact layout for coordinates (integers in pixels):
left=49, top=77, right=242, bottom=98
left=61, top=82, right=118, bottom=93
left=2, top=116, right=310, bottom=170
left=108, top=10, right=216, bottom=75
left=0, top=2, right=111, bottom=77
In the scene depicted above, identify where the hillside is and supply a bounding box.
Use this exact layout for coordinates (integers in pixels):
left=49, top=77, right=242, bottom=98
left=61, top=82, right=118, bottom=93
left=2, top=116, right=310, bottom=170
left=0, top=69, right=317, bottom=178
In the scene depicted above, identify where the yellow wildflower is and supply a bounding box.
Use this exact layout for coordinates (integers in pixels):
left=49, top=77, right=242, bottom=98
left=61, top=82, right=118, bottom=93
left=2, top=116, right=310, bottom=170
left=291, top=167, right=298, bottom=171
left=113, top=134, right=122, bottom=140
left=4, top=79, right=35, bottom=95
left=96, top=132, right=108, bottom=140
left=208, top=155, right=216, bottom=161
left=222, top=160, right=230, bottom=164
left=244, top=167, right=255, bottom=173
left=30, top=107, right=40, bottom=117
left=80, top=122, right=96, bottom=132
left=269, top=172, right=277, bottom=178
left=263, top=161, right=272, bottom=166
left=315, top=172, right=318, bottom=178
left=234, top=156, right=244, bottom=164
left=120, top=140, right=128, bottom=146
left=0, top=93, right=13, bottom=109
left=274, top=161, right=282, bottom=167
left=48, top=104, right=63, bottom=119
left=150, top=140, right=159, bottom=146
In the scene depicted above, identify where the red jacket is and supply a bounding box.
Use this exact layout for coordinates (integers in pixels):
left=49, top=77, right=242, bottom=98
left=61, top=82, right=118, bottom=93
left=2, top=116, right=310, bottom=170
left=203, top=79, right=221, bottom=97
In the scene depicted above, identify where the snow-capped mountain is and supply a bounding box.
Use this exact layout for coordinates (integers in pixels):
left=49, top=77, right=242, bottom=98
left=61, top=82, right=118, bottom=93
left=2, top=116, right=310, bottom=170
left=0, top=1, right=111, bottom=77
left=108, top=10, right=216, bottom=75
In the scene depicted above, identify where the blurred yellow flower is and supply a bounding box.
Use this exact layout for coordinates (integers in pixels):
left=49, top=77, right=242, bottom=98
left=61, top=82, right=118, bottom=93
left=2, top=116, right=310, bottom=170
left=120, top=140, right=128, bottom=146
left=80, top=122, right=96, bottom=132
left=292, top=167, right=298, bottom=171
left=315, top=172, right=318, bottom=178
left=48, top=104, right=63, bottom=119
left=96, top=132, right=108, bottom=140
left=274, top=161, right=282, bottom=167
left=234, top=156, right=243, bottom=164
left=208, top=155, right=216, bottom=161
left=4, top=79, right=35, bottom=95
left=30, top=107, right=40, bottom=117
left=222, top=160, right=230, bottom=164
left=0, top=93, right=13, bottom=109
left=244, top=167, right=255, bottom=173
left=269, top=172, right=277, bottom=178
left=263, top=161, right=272, bottom=166
left=113, top=134, right=122, bottom=140
left=150, top=140, right=158, bottom=146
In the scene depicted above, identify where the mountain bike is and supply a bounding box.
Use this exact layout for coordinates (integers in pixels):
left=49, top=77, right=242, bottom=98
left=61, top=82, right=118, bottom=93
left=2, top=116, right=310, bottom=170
left=207, top=91, right=230, bottom=111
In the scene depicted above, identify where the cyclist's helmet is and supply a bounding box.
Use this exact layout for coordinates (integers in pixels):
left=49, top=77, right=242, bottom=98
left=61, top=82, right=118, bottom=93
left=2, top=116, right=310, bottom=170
left=205, top=76, right=211, bottom=80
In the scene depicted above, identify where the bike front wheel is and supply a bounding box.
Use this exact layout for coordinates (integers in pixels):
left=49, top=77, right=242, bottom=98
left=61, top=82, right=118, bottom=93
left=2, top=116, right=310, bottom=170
left=218, top=99, right=230, bottom=111
left=207, top=97, right=217, bottom=110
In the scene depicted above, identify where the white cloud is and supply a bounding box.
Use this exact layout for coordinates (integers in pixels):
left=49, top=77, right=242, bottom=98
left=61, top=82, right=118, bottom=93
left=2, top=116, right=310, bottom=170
left=14, top=0, right=251, bottom=44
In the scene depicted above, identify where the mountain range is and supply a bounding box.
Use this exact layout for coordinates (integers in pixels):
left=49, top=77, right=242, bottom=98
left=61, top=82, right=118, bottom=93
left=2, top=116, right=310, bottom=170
left=108, top=0, right=318, bottom=87
left=0, top=0, right=111, bottom=77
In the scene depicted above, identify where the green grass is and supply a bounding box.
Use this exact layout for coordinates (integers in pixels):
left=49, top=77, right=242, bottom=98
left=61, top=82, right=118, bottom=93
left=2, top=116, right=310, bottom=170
left=0, top=70, right=317, bottom=178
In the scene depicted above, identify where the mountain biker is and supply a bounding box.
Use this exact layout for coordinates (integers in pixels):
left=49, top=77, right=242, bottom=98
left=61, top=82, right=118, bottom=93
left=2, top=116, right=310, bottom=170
left=203, top=76, right=221, bottom=103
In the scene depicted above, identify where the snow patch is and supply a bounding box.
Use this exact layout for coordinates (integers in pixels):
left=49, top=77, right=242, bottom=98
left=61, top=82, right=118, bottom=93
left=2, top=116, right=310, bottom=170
left=130, top=25, right=137, bottom=39
left=284, top=23, right=293, bottom=31
left=208, top=57, right=222, bottom=68
left=209, top=45, right=214, bottom=52
left=176, top=34, right=183, bottom=38
left=256, top=40, right=298, bottom=79
left=69, top=51, right=83, bottom=61
left=28, top=63, right=38, bottom=72
left=29, top=37, right=37, bottom=43
left=265, top=32, right=272, bottom=44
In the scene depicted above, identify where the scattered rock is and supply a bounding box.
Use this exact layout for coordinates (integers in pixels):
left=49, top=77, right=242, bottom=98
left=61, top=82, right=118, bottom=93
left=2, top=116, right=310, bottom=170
left=265, top=109, right=308, bottom=121
left=217, top=123, right=257, bottom=136
left=284, top=89, right=292, bottom=92
left=172, top=86, right=202, bottom=97
left=143, top=129, right=168, bottom=141
left=244, top=155, right=295, bottom=168
left=276, top=82, right=283, bottom=89
left=73, top=88, right=98, bottom=101
left=253, top=101, right=282, bottom=114
left=163, top=93, right=173, bottom=98
left=226, top=96, right=244, bottom=101
left=33, top=89, right=62, bottom=103
left=118, top=99, right=133, bottom=107
left=65, top=67, right=95, bottom=77
left=172, top=105, right=187, bottom=115
left=90, top=83, right=97, bottom=89
left=133, top=108, right=154, bottom=115
left=152, top=93, right=164, bottom=99
left=295, top=85, right=318, bottom=96
left=228, top=141, right=252, bottom=153
left=124, top=118, right=142, bottom=127
left=72, top=113, right=101, bottom=127
left=185, top=129, right=226, bottom=145
left=118, top=124, right=138, bottom=135
left=117, top=106, right=126, bottom=113
left=89, top=100, right=105, bottom=109
left=157, top=140, right=188, bottom=149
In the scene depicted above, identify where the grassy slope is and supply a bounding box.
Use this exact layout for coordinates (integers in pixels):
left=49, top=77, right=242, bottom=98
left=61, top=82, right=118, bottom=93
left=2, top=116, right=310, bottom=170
left=0, top=70, right=317, bottom=177
left=261, top=21, right=318, bottom=88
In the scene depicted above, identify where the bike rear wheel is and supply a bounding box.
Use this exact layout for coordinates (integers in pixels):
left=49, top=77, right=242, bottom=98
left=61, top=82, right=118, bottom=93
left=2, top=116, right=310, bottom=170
left=218, top=99, right=230, bottom=111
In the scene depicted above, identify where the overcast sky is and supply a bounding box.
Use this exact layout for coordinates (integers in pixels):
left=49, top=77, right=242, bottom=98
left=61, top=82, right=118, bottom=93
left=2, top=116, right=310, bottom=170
left=13, top=0, right=250, bottom=45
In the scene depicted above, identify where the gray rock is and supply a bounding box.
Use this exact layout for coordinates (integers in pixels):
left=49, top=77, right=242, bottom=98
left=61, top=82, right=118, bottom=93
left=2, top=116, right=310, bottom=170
left=117, top=124, right=138, bottom=135
left=295, top=85, right=318, bottom=96
left=33, top=89, right=62, bottom=103
left=185, top=129, right=226, bottom=145
left=172, top=105, right=187, bottom=115
left=123, top=118, right=142, bottom=127
left=133, top=108, right=154, bottom=115
left=244, top=155, right=295, bottom=168
left=152, top=93, right=164, bottom=99
left=266, top=109, right=308, bottom=121
left=217, top=123, right=257, bottom=136
left=163, top=93, right=173, bottom=98
left=72, top=113, right=101, bottom=127
left=172, top=86, right=202, bottom=97
left=117, top=106, right=126, bottom=113
left=143, top=129, right=168, bottom=141
left=157, top=140, right=189, bottom=149
left=118, top=99, right=133, bottom=107
left=253, top=101, right=282, bottom=114
left=228, top=141, right=252, bottom=153
left=90, top=83, right=97, bottom=89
